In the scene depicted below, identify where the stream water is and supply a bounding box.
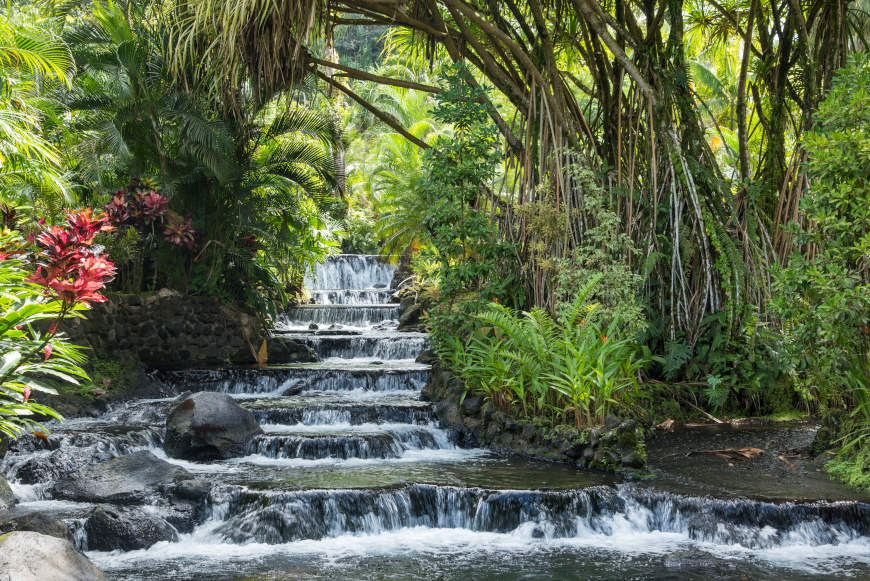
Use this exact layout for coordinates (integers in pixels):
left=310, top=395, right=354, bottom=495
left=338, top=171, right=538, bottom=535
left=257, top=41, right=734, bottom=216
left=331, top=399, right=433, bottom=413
left=3, top=254, right=870, bottom=580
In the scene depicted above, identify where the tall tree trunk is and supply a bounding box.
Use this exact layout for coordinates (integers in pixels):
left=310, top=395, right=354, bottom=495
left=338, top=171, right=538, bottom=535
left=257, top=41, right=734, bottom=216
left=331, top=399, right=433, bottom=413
left=737, top=0, right=757, bottom=183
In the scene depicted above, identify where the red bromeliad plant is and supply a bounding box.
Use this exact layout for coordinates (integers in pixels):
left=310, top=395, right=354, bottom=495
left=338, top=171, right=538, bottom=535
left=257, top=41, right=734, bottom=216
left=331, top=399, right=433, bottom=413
left=27, top=209, right=117, bottom=307
left=163, top=215, right=196, bottom=249
left=0, top=213, right=118, bottom=438
left=105, top=177, right=197, bottom=249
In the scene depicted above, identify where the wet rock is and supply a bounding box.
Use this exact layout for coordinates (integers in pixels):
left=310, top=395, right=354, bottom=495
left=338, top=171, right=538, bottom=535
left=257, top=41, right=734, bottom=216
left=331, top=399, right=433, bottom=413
left=266, top=337, right=316, bottom=364
left=620, top=450, right=644, bottom=469
left=84, top=505, right=178, bottom=551
left=0, top=531, right=108, bottom=581
left=308, top=323, right=319, bottom=330
left=0, top=513, right=70, bottom=540
left=164, top=392, right=263, bottom=461
left=564, top=441, right=587, bottom=460
left=435, top=399, right=463, bottom=427
left=415, top=349, right=437, bottom=365
left=171, top=477, right=211, bottom=502
left=0, top=475, right=13, bottom=511
left=52, top=450, right=192, bottom=504
left=460, top=395, right=483, bottom=415
left=398, top=303, right=422, bottom=330
left=5, top=427, right=163, bottom=485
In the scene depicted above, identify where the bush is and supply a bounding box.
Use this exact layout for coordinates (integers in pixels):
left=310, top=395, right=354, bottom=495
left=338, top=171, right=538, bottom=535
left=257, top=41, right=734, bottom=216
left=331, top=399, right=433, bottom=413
left=418, top=63, right=521, bottom=342
left=438, top=276, right=648, bottom=427
left=772, top=53, right=870, bottom=484
left=0, top=217, right=110, bottom=437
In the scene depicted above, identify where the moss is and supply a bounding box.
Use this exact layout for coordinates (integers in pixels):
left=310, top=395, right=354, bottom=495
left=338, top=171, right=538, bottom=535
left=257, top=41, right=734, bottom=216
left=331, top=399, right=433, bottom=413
left=78, top=356, right=138, bottom=399
left=826, top=450, right=870, bottom=490
left=759, top=409, right=809, bottom=422
left=634, top=437, right=648, bottom=464
left=545, top=424, right=583, bottom=442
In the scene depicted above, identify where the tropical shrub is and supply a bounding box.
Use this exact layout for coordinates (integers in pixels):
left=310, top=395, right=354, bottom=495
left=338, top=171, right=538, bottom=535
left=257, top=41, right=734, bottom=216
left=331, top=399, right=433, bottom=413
left=771, top=53, right=870, bottom=483
left=551, top=166, right=646, bottom=338
left=419, top=64, right=520, bottom=341
left=438, top=276, right=648, bottom=427
left=63, top=0, right=343, bottom=317
left=101, top=177, right=197, bottom=293
left=0, top=210, right=114, bottom=438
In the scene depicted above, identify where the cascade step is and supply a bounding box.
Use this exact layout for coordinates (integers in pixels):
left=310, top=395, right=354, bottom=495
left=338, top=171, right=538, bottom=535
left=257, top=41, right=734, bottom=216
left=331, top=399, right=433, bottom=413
left=285, top=331, right=428, bottom=361
left=211, top=452, right=611, bottom=491
left=279, top=304, right=399, bottom=329
left=247, top=426, right=449, bottom=460
left=209, top=482, right=870, bottom=546
left=163, top=363, right=430, bottom=396
left=310, top=289, right=395, bottom=305
left=305, top=254, right=397, bottom=292
left=242, top=394, right=435, bottom=426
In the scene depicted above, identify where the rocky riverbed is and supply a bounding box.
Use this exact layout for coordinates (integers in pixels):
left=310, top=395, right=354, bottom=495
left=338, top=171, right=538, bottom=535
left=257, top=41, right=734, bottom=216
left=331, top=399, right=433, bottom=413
left=1, top=255, right=869, bottom=580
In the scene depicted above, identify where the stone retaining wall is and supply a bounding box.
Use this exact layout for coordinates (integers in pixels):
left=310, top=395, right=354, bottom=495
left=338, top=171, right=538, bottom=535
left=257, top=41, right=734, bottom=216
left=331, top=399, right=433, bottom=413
left=63, top=290, right=313, bottom=370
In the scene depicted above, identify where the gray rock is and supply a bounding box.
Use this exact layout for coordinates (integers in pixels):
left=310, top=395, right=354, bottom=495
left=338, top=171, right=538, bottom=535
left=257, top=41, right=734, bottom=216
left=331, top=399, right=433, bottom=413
left=0, top=475, right=14, bottom=511
left=604, top=415, right=621, bottom=429
left=172, top=477, right=211, bottom=501
left=0, top=513, right=70, bottom=540
left=164, top=392, right=263, bottom=461
left=84, top=505, right=178, bottom=551
left=460, top=395, right=483, bottom=415
left=620, top=449, right=645, bottom=468
left=52, top=450, right=192, bottom=504
left=0, top=531, right=107, bottom=581
left=398, top=303, right=422, bottom=329
left=266, top=337, right=316, bottom=364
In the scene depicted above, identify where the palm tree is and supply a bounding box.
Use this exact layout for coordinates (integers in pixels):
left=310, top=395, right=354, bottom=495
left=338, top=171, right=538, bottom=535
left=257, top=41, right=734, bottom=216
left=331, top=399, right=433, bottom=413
left=0, top=9, right=75, bottom=206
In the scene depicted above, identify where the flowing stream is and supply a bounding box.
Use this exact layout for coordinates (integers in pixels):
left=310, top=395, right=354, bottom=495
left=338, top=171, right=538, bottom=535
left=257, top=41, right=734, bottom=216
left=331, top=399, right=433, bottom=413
left=3, top=254, right=870, bottom=579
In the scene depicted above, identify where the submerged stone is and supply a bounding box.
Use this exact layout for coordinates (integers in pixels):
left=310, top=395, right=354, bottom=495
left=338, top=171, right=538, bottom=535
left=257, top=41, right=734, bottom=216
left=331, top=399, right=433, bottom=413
left=84, top=505, right=178, bottom=551
left=52, top=450, right=191, bottom=504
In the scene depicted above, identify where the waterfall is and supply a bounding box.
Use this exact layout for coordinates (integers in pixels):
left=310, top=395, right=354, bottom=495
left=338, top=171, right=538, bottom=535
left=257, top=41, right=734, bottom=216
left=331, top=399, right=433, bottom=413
left=4, top=254, right=870, bottom=581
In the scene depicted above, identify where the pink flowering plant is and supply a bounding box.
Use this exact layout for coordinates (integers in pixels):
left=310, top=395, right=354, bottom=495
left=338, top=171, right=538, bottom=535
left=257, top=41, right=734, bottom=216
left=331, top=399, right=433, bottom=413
left=105, top=177, right=196, bottom=249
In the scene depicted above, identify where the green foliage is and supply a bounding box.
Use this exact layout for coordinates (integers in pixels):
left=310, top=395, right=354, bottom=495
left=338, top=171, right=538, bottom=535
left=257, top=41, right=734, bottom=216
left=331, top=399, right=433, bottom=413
left=333, top=25, right=388, bottom=71
left=660, top=308, right=791, bottom=414
left=771, top=53, right=870, bottom=485
left=419, top=63, right=520, bottom=341
left=772, top=53, right=870, bottom=407
left=438, top=276, right=648, bottom=427
left=61, top=0, right=343, bottom=316
left=0, top=232, right=91, bottom=437
left=551, top=167, right=646, bottom=338
left=0, top=7, right=74, bottom=206
left=340, top=206, right=380, bottom=255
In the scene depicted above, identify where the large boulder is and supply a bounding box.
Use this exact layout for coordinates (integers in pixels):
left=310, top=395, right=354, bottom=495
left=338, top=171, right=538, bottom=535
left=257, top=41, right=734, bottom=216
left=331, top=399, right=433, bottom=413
left=0, top=531, right=107, bottom=581
left=51, top=450, right=192, bottom=504
left=164, top=392, right=262, bottom=460
left=84, top=505, right=178, bottom=551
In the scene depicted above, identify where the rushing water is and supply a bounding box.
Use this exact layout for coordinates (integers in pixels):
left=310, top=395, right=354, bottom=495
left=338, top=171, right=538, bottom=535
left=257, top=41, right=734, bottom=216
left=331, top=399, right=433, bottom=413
left=3, top=254, right=870, bottom=580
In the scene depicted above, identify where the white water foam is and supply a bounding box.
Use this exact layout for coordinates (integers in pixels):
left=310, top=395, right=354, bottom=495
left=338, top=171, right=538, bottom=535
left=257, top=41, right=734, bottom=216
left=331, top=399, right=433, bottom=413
left=226, top=447, right=488, bottom=468
left=88, top=520, right=870, bottom=578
